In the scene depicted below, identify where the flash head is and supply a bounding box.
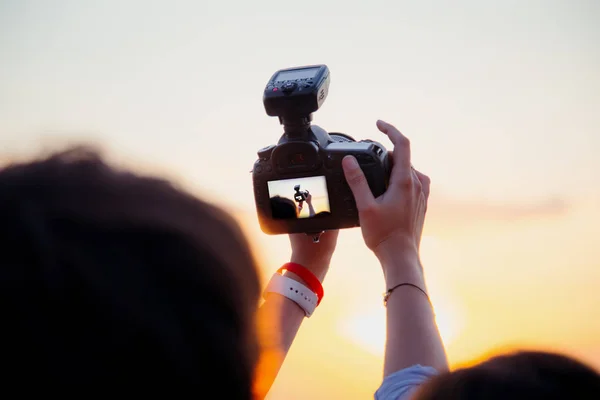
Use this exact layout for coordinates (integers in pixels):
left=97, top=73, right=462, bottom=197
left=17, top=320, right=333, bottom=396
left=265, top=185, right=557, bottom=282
left=252, top=64, right=391, bottom=235
left=263, top=65, right=330, bottom=131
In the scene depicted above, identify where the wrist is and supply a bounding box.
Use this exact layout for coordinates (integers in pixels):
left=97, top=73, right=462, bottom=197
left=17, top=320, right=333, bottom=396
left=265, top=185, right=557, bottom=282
left=278, top=262, right=325, bottom=306
left=263, top=273, right=318, bottom=317
left=282, top=270, right=307, bottom=286
left=377, top=247, right=424, bottom=288
left=374, top=234, right=418, bottom=265
left=289, top=253, right=332, bottom=283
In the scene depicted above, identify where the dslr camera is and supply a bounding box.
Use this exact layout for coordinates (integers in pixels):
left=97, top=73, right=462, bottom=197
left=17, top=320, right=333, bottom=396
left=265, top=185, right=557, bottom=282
left=293, top=185, right=309, bottom=203
left=252, top=64, right=390, bottom=234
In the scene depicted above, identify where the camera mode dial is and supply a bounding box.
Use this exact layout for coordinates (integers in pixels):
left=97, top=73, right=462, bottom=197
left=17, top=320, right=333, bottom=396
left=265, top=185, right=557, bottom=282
left=282, top=82, right=297, bottom=93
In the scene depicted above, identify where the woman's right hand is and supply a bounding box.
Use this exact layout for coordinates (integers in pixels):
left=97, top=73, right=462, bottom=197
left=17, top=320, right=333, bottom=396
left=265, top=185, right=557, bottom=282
left=343, top=121, right=448, bottom=376
left=341, top=120, right=430, bottom=267
left=304, top=192, right=312, bottom=205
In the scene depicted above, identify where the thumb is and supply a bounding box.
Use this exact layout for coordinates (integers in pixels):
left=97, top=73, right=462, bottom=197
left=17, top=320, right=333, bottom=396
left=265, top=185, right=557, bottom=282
left=342, top=156, right=375, bottom=211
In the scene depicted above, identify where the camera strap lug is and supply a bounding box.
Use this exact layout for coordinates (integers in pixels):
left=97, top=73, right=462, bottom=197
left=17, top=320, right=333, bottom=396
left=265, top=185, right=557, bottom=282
left=306, top=231, right=324, bottom=243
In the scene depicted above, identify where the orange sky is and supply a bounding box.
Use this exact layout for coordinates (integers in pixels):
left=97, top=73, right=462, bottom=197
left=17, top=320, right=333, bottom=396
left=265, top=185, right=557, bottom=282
left=236, top=198, right=600, bottom=399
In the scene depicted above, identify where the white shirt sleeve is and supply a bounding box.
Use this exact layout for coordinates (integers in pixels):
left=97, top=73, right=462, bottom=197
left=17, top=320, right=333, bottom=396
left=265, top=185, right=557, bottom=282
left=374, top=365, right=439, bottom=400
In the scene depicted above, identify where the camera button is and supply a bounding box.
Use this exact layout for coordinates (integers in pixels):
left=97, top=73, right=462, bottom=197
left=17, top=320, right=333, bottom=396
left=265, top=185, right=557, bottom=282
left=265, top=164, right=272, bottom=172
left=282, top=82, right=297, bottom=92
left=325, top=155, right=334, bottom=168
left=255, top=165, right=263, bottom=173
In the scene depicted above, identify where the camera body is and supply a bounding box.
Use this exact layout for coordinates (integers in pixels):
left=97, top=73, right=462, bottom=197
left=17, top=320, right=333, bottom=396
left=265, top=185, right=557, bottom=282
left=252, top=65, right=391, bottom=234
left=293, top=185, right=309, bottom=203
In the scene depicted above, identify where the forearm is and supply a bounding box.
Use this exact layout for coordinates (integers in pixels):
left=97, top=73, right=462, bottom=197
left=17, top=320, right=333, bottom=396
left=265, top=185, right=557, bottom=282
left=379, top=249, right=449, bottom=376
left=258, top=271, right=307, bottom=352
left=253, top=269, right=318, bottom=398
left=307, top=203, right=316, bottom=217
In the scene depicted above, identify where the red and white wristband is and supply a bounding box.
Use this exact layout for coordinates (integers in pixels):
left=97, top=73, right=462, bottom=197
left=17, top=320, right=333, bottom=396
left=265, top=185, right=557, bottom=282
left=263, top=263, right=324, bottom=317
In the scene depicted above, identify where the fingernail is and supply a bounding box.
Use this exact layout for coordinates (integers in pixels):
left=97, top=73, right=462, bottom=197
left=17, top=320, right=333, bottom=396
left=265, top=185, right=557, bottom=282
left=343, top=155, right=358, bottom=169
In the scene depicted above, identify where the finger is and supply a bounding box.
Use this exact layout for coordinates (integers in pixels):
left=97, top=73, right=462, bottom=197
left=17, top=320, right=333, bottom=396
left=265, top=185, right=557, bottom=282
left=377, top=120, right=411, bottom=168
left=342, top=155, right=375, bottom=211
left=413, top=169, right=430, bottom=199
left=377, top=120, right=411, bottom=184
left=412, top=168, right=430, bottom=213
left=411, top=167, right=423, bottom=193
left=377, top=120, right=406, bottom=148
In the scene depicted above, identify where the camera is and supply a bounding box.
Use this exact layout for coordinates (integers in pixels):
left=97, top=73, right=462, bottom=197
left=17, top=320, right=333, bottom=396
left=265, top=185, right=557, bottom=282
left=293, top=185, right=309, bottom=203
left=252, top=64, right=391, bottom=234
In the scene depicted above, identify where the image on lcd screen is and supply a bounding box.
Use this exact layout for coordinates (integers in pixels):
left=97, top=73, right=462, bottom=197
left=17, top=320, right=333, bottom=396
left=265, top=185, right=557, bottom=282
left=267, top=176, right=331, bottom=219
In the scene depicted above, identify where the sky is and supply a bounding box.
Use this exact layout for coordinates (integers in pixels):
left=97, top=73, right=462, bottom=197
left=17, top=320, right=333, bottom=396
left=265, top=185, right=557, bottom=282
left=1, top=0, right=599, bottom=398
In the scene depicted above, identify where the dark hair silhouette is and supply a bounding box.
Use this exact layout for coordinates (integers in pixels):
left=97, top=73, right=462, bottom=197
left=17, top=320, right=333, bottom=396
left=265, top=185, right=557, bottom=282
left=415, top=351, right=600, bottom=400
left=0, top=147, right=260, bottom=396
left=270, top=195, right=297, bottom=219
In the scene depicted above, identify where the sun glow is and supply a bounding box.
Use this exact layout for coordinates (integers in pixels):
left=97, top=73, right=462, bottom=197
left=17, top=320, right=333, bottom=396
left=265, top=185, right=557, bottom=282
left=339, top=296, right=464, bottom=358
left=339, top=236, right=465, bottom=357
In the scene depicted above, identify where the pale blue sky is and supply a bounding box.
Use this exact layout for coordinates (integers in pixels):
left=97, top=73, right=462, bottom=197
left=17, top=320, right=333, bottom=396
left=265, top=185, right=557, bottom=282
left=1, top=0, right=598, bottom=211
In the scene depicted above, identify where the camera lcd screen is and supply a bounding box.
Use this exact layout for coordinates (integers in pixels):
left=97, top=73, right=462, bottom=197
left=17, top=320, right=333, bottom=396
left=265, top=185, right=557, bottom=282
left=275, top=68, right=319, bottom=82
left=267, top=176, right=331, bottom=219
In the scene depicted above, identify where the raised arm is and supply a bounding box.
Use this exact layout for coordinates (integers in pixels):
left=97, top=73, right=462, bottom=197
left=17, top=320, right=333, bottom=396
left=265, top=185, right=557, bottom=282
left=342, top=120, right=449, bottom=377
left=305, top=193, right=316, bottom=217
left=253, top=230, right=338, bottom=399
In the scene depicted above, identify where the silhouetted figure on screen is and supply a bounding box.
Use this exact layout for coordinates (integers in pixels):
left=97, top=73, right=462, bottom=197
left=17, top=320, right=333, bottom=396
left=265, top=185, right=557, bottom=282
left=270, top=191, right=316, bottom=219
left=270, top=195, right=298, bottom=219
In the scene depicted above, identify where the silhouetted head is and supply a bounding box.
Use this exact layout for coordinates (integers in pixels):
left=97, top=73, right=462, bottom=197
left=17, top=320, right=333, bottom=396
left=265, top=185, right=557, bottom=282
left=414, top=351, right=600, bottom=400
left=270, top=195, right=298, bottom=219
left=0, top=147, right=260, bottom=396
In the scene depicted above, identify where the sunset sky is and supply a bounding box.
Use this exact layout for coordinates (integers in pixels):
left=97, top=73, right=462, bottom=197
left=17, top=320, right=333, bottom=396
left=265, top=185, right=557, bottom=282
left=1, top=1, right=599, bottom=399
